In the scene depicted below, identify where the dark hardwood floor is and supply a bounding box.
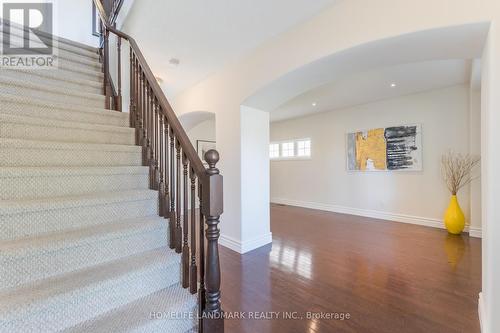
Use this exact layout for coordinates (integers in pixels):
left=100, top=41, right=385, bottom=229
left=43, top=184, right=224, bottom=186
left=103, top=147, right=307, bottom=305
left=219, top=204, right=482, bottom=333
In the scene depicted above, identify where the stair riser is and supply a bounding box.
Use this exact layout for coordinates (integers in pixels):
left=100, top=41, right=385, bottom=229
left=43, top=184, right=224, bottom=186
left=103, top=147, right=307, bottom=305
left=0, top=226, right=169, bottom=291
left=0, top=46, right=99, bottom=67
left=1, top=32, right=103, bottom=81
left=131, top=304, right=198, bottom=333
left=45, top=47, right=100, bottom=65
left=0, top=148, right=142, bottom=167
left=2, top=258, right=180, bottom=332
left=0, top=100, right=128, bottom=127
left=47, top=39, right=100, bottom=60
left=0, top=83, right=105, bottom=108
left=56, top=65, right=104, bottom=82
left=2, top=29, right=100, bottom=60
left=3, top=45, right=103, bottom=72
left=55, top=48, right=101, bottom=66
left=0, top=122, right=134, bottom=145
left=61, top=284, right=198, bottom=333
left=56, top=57, right=102, bottom=73
left=0, top=173, right=149, bottom=200
left=51, top=47, right=101, bottom=67
left=0, top=200, right=158, bottom=241
left=0, top=70, right=102, bottom=94
left=4, top=66, right=104, bottom=84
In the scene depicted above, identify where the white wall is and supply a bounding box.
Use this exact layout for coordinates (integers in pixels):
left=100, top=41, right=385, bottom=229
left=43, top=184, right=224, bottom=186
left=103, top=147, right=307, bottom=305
left=0, top=0, right=99, bottom=46
left=271, top=85, right=480, bottom=232
left=187, top=119, right=216, bottom=149
left=239, top=107, right=271, bottom=253
left=55, top=0, right=99, bottom=46
left=171, top=0, right=500, bottom=262
left=115, top=0, right=135, bottom=29
left=469, top=86, right=482, bottom=236
left=480, top=24, right=500, bottom=333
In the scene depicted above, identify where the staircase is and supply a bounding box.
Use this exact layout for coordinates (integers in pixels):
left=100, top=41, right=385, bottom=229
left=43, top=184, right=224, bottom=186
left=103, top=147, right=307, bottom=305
left=0, top=17, right=222, bottom=333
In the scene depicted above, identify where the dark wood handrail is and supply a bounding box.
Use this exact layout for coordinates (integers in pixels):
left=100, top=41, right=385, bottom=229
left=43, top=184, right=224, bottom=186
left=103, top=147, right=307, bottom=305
left=92, top=0, right=206, bottom=178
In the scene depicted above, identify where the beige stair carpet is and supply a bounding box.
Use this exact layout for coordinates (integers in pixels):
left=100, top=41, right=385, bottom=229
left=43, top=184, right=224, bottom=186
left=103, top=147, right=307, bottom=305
left=0, top=31, right=196, bottom=333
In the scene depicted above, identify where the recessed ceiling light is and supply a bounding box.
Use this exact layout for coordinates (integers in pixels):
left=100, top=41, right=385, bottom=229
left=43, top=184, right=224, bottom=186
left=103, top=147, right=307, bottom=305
left=312, top=102, right=317, bottom=107
left=391, top=83, right=397, bottom=87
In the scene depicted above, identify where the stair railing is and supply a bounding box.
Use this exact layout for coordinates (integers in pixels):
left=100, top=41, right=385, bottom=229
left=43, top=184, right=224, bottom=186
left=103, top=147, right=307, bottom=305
left=92, top=1, right=224, bottom=332
left=108, top=0, right=125, bottom=26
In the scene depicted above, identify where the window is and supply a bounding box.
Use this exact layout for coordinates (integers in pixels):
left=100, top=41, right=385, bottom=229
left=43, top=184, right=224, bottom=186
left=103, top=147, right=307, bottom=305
left=281, top=142, right=295, bottom=157
left=297, top=139, right=311, bottom=157
left=269, top=143, right=280, bottom=158
left=269, top=138, right=311, bottom=160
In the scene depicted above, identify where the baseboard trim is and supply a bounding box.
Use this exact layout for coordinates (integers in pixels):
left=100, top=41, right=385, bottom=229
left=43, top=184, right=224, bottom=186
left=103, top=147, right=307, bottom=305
left=219, top=233, right=273, bottom=254
left=271, top=198, right=482, bottom=238
left=469, top=227, right=482, bottom=238
left=219, top=234, right=241, bottom=253
left=479, top=292, right=484, bottom=332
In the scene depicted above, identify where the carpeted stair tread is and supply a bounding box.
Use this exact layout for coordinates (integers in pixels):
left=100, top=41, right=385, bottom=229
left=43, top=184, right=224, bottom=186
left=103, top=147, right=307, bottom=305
left=0, top=189, right=157, bottom=215
left=0, top=247, right=181, bottom=332
left=0, top=112, right=134, bottom=145
left=0, top=193, right=158, bottom=241
left=0, top=138, right=142, bottom=167
left=0, top=68, right=102, bottom=94
left=0, top=92, right=128, bottom=126
left=0, top=217, right=169, bottom=290
left=62, top=284, right=197, bottom=333
left=0, top=112, right=131, bottom=132
left=0, top=165, right=148, bottom=178
left=0, top=215, right=163, bottom=253
left=0, top=137, right=140, bottom=152
left=0, top=246, right=179, bottom=312
left=2, top=24, right=100, bottom=60
left=0, top=166, right=149, bottom=200
left=0, top=75, right=105, bottom=108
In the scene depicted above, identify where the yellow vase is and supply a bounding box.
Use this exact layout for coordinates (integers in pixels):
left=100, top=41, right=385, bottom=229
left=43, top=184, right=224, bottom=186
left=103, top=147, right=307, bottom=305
left=444, top=195, right=465, bottom=234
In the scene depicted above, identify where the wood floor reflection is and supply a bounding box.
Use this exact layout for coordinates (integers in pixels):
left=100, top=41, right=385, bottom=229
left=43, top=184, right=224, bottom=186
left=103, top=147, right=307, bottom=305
left=219, top=204, right=481, bottom=333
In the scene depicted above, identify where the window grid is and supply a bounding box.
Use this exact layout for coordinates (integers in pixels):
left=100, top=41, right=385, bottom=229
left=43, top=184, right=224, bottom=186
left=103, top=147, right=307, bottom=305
left=269, top=139, right=311, bottom=160
left=269, top=143, right=280, bottom=158
left=281, top=142, right=295, bottom=157
left=297, top=140, right=311, bottom=157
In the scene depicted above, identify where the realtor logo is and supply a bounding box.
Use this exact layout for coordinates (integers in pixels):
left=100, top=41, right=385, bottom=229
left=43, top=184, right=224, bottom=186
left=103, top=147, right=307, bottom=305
left=1, top=1, right=56, bottom=68
left=3, top=3, right=53, bottom=54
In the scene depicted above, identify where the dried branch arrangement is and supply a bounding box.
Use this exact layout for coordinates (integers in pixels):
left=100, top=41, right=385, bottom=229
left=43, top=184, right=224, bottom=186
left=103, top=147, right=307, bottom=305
left=441, top=151, right=480, bottom=195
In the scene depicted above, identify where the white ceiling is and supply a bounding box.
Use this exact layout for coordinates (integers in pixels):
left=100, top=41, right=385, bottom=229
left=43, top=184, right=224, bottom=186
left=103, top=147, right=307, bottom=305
left=179, top=111, right=215, bottom=131
left=244, top=23, right=488, bottom=114
left=122, top=0, right=337, bottom=97
left=271, top=59, right=472, bottom=122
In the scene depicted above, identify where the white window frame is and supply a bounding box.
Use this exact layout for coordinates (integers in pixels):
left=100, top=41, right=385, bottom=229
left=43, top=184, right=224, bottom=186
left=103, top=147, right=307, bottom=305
left=296, top=139, right=311, bottom=157
left=269, top=138, right=312, bottom=161
left=281, top=141, right=295, bottom=158
left=269, top=143, right=280, bottom=159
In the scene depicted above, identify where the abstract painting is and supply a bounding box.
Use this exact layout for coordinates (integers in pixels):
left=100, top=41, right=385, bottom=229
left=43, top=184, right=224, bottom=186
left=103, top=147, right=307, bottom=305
left=347, top=125, right=422, bottom=171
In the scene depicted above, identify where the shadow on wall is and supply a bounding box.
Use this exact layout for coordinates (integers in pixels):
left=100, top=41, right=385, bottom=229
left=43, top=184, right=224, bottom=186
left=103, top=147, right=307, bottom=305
left=179, top=111, right=216, bottom=161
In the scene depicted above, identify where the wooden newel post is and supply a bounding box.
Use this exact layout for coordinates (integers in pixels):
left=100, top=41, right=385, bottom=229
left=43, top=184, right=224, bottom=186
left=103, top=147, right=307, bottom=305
left=202, top=149, right=224, bottom=333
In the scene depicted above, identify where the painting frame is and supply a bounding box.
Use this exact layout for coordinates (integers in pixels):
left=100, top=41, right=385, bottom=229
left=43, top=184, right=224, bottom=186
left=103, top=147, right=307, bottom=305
left=196, top=140, right=216, bottom=167
left=346, top=124, right=423, bottom=172
left=92, top=1, right=101, bottom=37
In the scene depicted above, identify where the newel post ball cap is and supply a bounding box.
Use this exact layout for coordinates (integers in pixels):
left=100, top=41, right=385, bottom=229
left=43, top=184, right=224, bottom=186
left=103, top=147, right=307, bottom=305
left=204, top=149, right=219, bottom=168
